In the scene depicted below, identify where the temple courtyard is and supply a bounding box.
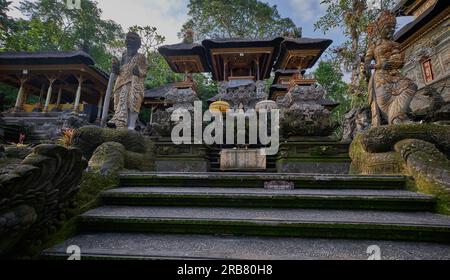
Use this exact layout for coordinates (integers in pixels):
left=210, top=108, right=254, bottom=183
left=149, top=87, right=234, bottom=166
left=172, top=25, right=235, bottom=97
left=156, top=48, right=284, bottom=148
left=0, top=0, right=449, bottom=261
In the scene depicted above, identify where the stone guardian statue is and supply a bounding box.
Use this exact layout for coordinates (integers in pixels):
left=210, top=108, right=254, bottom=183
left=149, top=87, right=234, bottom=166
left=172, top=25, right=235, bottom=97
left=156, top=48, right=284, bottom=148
left=364, top=11, right=417, bottom=127
left=108, top=32, right=148, bottom=130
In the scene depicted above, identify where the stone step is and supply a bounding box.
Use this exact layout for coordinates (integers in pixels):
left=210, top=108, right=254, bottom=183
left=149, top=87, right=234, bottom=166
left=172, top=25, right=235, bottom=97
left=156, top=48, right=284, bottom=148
left=209, top=168, right=279, bottom=173
left=80, top=207, right=450, bottom=243
left=101, top=187, right=436, bottom=212
left=119, top=172, right=408, bottom=190
left=42, top=233, right=450, bottom=260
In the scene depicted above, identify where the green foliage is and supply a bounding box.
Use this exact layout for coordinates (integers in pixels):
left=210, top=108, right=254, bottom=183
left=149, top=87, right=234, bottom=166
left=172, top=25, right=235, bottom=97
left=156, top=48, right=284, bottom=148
left=193, top=73, right=217, bottom=103
left=314, top=60, right=351, bottom=138
left=314, top=0, right=396, bottom=99
left=4, top=0, right=123, bottom=71
left=129, top=25, right=165, bottom=59
left=76, top=172, right=118, bottom=210
left=0, top=83, right=17, bottom=110
left=0, top=0, right=11, bottom=49
left=146, top=51, right=183, bottom=89
left=180, top=0, right=299, bottom=40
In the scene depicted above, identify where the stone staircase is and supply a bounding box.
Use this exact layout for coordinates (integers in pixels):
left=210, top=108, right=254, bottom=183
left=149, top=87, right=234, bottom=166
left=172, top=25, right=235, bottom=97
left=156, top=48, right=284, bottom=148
left=42, top=172, right=450, bottom=260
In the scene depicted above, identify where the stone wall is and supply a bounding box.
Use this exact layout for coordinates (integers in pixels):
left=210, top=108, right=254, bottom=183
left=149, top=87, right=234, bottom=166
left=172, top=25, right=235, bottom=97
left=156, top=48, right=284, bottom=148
left=402, top=18, right=450, bottom=117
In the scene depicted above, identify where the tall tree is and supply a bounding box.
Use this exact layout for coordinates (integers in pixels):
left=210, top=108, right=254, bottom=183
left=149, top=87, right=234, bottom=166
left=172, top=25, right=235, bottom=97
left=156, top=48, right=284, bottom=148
left=0, top=0, right=12, bottom=28
left=129, top=25, right=165, bottom=59
left=0, top=0, right=12, bottom=50
left=314, top=61, right=350, bottom=128
left=180, top=0, right=299, bottom=40
left=5, top=0, right=123, bottom=70
left=315, top=0, right=396, bottom=107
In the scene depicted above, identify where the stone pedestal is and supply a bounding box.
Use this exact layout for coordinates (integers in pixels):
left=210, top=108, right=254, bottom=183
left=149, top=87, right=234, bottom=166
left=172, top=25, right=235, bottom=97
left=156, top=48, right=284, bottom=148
left=220, top=149, right=266, bottom=171
left=276, top=137, right=351, bottom=174
left=155, top=138, right=209, bottom=173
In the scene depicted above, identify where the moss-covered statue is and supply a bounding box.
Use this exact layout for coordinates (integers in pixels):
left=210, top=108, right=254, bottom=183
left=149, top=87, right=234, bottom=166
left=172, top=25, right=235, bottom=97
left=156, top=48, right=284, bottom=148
left=364, top=11, right=417, bottom=126
left=108, top=32, right=148, bottom=130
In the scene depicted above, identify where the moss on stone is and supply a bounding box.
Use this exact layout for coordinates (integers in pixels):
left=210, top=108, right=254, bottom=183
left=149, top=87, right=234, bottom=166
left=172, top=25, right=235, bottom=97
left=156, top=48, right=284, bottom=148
left=351, top=125, right=450, bottom=215
left=409, top=173, right=450, bottom=215
left=88, top=142, right=126, bottom=175
left=72, top=126, right=148, bottom=160
left=74, top=172, right=119, bottom=211
left=17, top=172, right=121, bottom=259
left=350, top=134, right=403, bottom=175
left=359, top=124, right=450, bottom=155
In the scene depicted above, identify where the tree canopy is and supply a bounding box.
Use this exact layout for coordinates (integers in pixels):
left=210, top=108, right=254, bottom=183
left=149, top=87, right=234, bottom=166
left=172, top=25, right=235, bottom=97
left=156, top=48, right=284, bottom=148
left=315, top=0, right=396, bottom=107
left=180, top=0, right=299, bottom=41
left=0, top=0, right=12, bottom=50
left=4, top=0, right=123, bottom=70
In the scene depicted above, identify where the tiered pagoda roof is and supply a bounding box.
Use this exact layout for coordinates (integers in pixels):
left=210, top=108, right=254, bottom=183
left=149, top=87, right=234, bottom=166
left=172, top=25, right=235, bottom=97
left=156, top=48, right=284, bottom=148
left=159, top=36, right=338, bottom=109
left=273, top=38, right=332, bottom=70
left=159, top=37, right=332, bottom=81
left=158, top=43, right=211, bottom=74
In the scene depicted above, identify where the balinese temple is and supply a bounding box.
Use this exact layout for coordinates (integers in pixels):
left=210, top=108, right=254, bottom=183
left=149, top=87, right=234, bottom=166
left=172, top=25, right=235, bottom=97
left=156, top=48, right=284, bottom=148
left=159, top=36, right=334, bottom=111
left=394, top=0, right=449, bottom=120
left=157, top=36, right=349, bottom=173
left=0, top=51, right=108, bottom=143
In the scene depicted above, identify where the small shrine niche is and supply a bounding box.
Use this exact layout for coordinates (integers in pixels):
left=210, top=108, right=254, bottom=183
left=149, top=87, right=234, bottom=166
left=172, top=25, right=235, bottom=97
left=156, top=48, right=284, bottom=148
left=421, top=57, right=434, bottom=83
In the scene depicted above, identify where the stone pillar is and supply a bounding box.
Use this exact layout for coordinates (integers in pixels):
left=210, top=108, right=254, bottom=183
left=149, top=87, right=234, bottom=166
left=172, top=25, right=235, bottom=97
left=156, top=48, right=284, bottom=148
left=56, top=86, right=63, bottom=110
left=44, top=77, right=56, bottom=112
left=256, top=60, right=260, bottom=81
left=36, top=84, right=45, bottom=110
left=73, top=75, right=84, bottom=112
left=149, top=106, right=154, bottom=124
left=97, top=94, right=103, bottom=120
left=14, top=77, right=28, bottom=112
left=22, top=87, right=29, bottom=106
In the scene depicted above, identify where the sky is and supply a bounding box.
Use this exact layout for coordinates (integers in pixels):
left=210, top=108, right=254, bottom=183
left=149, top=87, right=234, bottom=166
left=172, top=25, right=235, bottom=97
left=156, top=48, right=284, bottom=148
left=8, top=0, right=412, bottom=45
left=7, top=0, right=412, bottom=78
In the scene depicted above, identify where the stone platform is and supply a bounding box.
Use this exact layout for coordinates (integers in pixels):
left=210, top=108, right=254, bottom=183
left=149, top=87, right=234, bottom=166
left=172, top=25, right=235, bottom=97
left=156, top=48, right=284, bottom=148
left=154, top=138, right=209, bottom=172
left=277, top=137, right=351, bottom=174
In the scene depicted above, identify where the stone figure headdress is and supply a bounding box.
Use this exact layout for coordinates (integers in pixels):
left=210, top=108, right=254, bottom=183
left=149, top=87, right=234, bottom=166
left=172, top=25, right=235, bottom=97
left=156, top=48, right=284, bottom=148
left=376, top=10, right=397, bottom=30
left=126, top=32, right=142, bottom=48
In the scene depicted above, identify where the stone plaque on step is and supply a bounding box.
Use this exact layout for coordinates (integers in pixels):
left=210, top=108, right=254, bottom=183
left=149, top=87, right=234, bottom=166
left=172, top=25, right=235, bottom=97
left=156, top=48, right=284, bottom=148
left=264, top=181, right=295, bottom=190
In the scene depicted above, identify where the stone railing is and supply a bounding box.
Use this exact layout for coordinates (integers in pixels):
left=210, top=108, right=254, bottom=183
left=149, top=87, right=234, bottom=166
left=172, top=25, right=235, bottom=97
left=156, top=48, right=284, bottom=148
left=350, top=124, right=450, bottom=214
left=0, top=145, right=86, bottom=257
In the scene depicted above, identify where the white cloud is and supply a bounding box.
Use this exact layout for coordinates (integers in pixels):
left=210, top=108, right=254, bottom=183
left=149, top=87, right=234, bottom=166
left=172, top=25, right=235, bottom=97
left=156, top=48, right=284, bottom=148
left=95, top=0, right=188, bottom=44
left=7, top=0, right=189, bottom=44
left=287, top=0, right=326, bottom=22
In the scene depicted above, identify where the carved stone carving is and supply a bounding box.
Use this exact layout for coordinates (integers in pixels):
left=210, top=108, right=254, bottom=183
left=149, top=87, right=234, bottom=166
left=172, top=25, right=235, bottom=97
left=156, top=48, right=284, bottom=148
left=219, top=81, right=267, bottom=110
left=165, top=87, right=199, bottom=113
left=277, top=85, right=337, bottom=137
left=109, top=32, right=148, bottom=130
left=0, top=145, right=85, bottom=256
left=72, top=126, right=154, bottom=174
left=365, top=11, right=418, bottom=126
left=350, top=125, right=450, bottom=211
left=147, top=87, right=199, bottom=137
left=342, top=107, right=371, bottom=143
